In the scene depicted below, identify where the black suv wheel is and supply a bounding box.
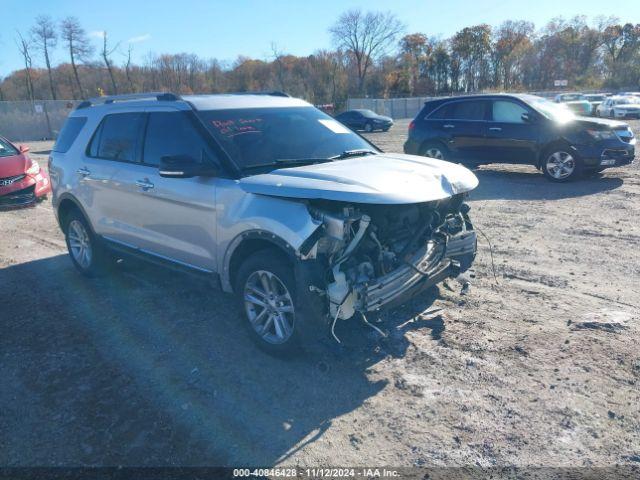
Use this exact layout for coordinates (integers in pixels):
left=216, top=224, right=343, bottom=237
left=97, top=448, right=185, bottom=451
left=542, top=147, right=581, bottom=182
left=421, top=142, right=448, bottom=160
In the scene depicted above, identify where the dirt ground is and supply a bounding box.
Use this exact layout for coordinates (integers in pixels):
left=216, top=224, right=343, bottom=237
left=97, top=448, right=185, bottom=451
left=1, top=121, right=639, bottom=471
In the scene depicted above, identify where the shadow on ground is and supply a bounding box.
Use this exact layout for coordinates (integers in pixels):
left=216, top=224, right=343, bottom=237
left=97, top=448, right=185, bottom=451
left=468, top=165, right=624, bottom=201
left=0, top=253, right=440, bottom=466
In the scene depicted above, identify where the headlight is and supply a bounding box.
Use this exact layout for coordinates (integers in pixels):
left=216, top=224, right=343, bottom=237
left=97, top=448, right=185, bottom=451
left=586, top=129, right=617, bottom=141
left=26, top=160, right=40, bottom=175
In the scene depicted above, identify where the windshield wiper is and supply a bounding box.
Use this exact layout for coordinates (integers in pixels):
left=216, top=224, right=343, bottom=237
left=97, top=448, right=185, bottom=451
left=328, top=149, right=377, bottom=160
left=274, top=157, right=334, bottom=165
left=242, top=157, right=334, bottom=171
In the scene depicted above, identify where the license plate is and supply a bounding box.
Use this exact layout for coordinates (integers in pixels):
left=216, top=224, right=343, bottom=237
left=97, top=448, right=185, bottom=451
left=600, top=158, right=616, bottom=166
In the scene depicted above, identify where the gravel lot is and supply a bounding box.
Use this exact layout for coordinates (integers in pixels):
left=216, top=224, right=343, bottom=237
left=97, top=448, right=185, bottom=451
left=1, top=121, right=639, bottom=469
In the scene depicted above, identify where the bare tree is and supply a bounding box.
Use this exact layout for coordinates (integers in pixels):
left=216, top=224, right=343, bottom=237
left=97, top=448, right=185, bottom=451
left=125, top=44, right=135, bottom=92
left=100, top=31, right=119, bottom=94
left=330, top=9, right=404, bottom=94
left=60, top=16, right=93, bottom=99
left=15, top=31, right=35, bottom=102
left=31, top=15, right=57, bottom=99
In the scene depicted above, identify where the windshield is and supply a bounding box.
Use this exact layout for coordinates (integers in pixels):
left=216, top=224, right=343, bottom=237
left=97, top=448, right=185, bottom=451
left=0, top=137, right=18, bottom=158
left=197, top=106, right=376, bottom=169
left=527, top=96, right=575, bottom=122
left=586, top=95, right=605, bottom=101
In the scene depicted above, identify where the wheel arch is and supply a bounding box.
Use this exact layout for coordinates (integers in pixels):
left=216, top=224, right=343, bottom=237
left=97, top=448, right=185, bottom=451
left=224, top=231, right=297, bottom=294
left=56, top=193, right=94, bottom=233
left=537, top=139, right=578, bottom=169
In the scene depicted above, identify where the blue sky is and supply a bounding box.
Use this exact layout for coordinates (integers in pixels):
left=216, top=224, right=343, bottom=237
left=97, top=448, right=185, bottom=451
left=2, top=0, right=639, bottom=76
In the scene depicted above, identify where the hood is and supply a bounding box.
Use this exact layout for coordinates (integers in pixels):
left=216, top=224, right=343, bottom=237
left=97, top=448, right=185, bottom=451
left=0, top=154, right=28, bottom=177
left=574, top=117, right=629, bottom=129
left=372, top=115, right=393, bottom=122
left=239, top=153, right=479, bottom=204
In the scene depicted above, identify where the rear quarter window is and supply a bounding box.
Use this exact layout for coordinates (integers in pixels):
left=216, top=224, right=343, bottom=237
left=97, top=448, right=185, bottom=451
left=53, top=117, right=87, bottom=153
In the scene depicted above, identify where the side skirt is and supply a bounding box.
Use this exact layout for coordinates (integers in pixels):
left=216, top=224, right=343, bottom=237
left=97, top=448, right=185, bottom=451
left=102, top=236, right=222, bottom=290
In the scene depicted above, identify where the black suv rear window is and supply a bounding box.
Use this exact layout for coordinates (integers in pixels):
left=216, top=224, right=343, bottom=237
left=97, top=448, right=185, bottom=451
left=53, top=117, right=87, bottom=153
left=429, top=100, right=486, bottom=120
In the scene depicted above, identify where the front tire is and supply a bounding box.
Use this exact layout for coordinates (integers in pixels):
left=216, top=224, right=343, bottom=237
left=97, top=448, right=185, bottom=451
left=64, top=210, right=111, bottom=276
left=542, top=147, right=581, bottom=182
left=235, top=250, right=308, bottom=355
left=364, top=122, right=374, bottom=133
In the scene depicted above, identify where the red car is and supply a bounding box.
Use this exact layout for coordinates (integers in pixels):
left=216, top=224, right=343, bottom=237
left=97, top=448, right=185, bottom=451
left=0, top=136, right=51, bottom=208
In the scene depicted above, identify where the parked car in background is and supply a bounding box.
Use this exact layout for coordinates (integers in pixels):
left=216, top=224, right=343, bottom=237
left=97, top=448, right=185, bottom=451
left=554, top=93, right=592, bottom=116
left=50, top=92, right=477, bottom=354
left=334, top=109, right=393, bottom=132
left=596, top=96, right=640, bottom=119
left=584, top=94, right=608, bottom=116
left=0, top=136, right=51, bottom=208
left=404, top=93, right=635, bottom=182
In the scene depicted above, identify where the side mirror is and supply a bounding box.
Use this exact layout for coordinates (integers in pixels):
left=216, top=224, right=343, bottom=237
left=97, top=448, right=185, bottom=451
left=521, top=112, right=534, bottom=123
left=19, top=145, right=30, bottom=154
left=159, top=155, right=217, bottom=179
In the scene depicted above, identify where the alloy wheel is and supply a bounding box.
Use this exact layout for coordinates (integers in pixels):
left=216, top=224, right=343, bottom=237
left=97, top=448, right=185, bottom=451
left=545, top=151, right=576, bottom=180
left=243, top=270, right=295, bottom=344
left=68, top=219, right=92, bottom=269
left=425, top=147, right=444, bottom=160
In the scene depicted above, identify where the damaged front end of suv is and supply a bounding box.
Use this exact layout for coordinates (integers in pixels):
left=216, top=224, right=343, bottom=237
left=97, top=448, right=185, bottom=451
left=230, top=153, right=479, bottom=351
left=299, top=195, right=476, bottom=329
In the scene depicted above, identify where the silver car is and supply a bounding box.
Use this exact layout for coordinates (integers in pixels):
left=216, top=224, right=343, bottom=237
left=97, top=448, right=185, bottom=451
left=50, top=92, right=478, bottom=354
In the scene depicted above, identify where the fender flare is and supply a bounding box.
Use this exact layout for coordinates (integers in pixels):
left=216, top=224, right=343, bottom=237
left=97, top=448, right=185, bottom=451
left=55, top=193, right=95, bottom=233
left=221, top=229, right=300, bottom=293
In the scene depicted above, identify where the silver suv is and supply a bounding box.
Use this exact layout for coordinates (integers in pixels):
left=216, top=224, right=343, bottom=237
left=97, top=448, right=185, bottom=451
left=50, top=92, right=479, bottom=354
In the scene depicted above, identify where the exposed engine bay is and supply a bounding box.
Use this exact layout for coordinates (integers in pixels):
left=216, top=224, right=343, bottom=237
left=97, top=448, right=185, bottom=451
left=298, top=194, right=477, bottom=323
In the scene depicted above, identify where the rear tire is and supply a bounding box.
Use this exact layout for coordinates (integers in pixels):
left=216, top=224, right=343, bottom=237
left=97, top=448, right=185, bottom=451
left=63, top=210, right=111, bottom=277
left=420, top=142, right=449, bottom=161
left=364, top=122, right=374, bottom=133
left=235, top=250, right=316, bottom=356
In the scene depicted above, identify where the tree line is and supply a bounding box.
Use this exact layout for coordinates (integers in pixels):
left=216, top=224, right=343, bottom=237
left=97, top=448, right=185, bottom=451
left=1, top=11, right=639, bottom=108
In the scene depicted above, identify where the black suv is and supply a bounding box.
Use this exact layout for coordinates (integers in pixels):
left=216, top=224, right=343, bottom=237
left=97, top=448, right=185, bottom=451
left=404, top=94, right=636, bottom=182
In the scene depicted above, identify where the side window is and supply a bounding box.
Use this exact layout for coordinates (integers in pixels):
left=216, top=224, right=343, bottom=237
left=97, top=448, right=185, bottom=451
left=88, top=112, right=145, bottom=162
left=429, top=102, right=455, bottom=119
left=451, top=100, right=486, bottom=120
left=53, top=117, right=87, bottom=153
left=430, top=100, right=486, bottom=120
left=492, top=100, right=528, bottom=123
left=143, top=111, right=216, bottom=167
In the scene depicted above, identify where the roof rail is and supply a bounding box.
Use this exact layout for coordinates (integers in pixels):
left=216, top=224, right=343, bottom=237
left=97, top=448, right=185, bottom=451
left=230, top=91, right=290, bottom=97
left=76, top=92, right=181, bottom=109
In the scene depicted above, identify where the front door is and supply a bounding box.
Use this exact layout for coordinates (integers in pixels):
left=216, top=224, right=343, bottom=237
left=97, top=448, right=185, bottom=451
left=484, top=99, right=539, bottom=164
left=90, top=108, right=220, bottom=272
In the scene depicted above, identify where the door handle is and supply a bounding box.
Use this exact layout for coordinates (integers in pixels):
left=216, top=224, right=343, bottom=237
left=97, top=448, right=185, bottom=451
left=489, top=127, right=502, bottom=132
left=443, top=124, right=455, bottom=129
left=135, top=179, right=155, bottom=190
left=76, top=167, right=91, bottom=177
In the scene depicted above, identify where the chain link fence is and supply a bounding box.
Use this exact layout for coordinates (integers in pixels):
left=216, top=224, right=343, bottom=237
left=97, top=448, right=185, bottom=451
left=0, top=100, right=79, bottom=142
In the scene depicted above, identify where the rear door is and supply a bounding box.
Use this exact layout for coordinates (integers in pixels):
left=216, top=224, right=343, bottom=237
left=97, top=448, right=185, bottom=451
left=79, top=110, right=146, bottom=240
left=107, top=107, right=220, bottom=271
left=426, top=99, right=489, bottom=161
left=484, top=99, right=539, bottom=164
